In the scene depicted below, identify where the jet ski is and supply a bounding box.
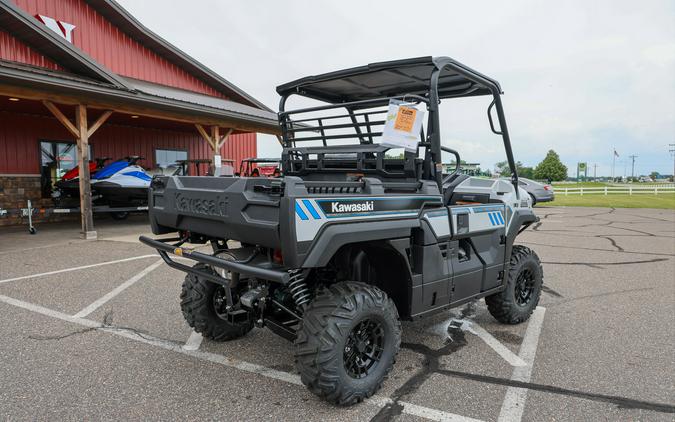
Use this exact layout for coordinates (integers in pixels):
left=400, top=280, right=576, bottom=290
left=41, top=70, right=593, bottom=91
left=91, top=156, right=152, bottom=207
left=52, top=157, right=110, bottom=206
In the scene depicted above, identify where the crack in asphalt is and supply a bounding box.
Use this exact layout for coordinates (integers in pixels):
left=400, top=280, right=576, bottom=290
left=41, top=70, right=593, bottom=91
left=26, top=308, right=184, bottom=345
left=521, top=241, right=675, bottom=257
left=541, top=285, right=563, bottom=298
left=546, top=287, right=655, bottom=307
left=541, top=257, right=669, bottom=269
left=597, top=235, right=624, bottom=252
left=370, top=303, right=475, bottom=421
left=436, top=368, right=675, bottom=414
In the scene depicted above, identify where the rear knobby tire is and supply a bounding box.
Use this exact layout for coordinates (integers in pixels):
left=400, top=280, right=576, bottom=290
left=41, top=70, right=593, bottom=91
left=295, top=281, right=401, bottom=406
left=180, top=263, right=253, bottom=341
left=486, top=245, right=543, bottom=324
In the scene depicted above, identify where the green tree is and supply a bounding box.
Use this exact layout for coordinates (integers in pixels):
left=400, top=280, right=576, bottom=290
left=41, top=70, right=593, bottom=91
left=649, top=171, right=659, bottom=180
left=519, top=166, right=534, bottom=179
left=533, top=150, right=568, bottom=181
left=495, top=160, right=533, bottom=178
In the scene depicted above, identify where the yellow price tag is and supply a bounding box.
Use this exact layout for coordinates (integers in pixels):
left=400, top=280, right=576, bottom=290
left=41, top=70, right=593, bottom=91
left=393, top=106, right=417, bottom=133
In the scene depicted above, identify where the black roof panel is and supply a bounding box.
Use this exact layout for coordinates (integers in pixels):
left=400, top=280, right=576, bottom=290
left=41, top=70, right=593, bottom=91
left=277, top=56, right=502, bottom=104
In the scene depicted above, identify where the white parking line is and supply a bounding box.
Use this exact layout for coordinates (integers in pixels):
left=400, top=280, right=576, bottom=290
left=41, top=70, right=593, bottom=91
left=182, top=331, right=204, bottom=351
left=72, top=259, right=164, bottom=318
left=497, top=306, right=546, bottom=422
left=457, top=320, right=527, bottom=367
left=0, top=294, right=484, bottom=422
left=0, top=255, right=158, bottom=284
left=429, top=318, right=526, bottom=367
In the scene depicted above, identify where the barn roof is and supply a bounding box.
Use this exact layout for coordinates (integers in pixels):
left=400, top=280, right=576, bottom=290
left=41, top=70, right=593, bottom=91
left=0, top=0, right=279, bottom=133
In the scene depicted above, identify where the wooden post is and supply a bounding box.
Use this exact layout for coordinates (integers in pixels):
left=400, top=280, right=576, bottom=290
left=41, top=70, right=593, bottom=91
left=210, top=125, right=221, bottom=166
left=75, top=105, right=96, bottom=240
left=196, top=125, right=233, bottom=175
left=42, top=100, right=112, bottom=240
left=43, top=101, right=112, bottom=240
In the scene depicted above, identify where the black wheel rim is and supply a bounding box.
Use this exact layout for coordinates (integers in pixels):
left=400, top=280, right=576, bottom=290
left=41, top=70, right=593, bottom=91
left=514, top=267, right=536, bottom=306
left=212, top=286, right=230, bottom=319
left=343, top=318, right=385, bottom=379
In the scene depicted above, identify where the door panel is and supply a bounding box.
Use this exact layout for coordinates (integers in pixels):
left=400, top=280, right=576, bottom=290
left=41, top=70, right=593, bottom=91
left=447, top=204, right=506, bottom=304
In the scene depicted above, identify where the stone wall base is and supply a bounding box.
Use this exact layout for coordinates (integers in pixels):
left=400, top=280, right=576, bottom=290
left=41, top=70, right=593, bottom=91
left=0, top=176, right=78, bottom=227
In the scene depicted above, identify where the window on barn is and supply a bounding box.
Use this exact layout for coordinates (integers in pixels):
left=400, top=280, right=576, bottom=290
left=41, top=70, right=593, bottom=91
left=155, top=148, right=188, bottom=175
left=39, top=140, right=91, bottom=198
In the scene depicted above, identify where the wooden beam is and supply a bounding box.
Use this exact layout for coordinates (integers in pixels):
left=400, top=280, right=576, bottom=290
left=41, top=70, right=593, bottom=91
left=211, top=125, right=220, bottom=151
left=0, top=85, right=281, bottom=135
left=43, top=100, right=79, bottom=138
left=87, top=110, right=113, bottom=138
left=195, top=124, right=215, bottom=149
left=217, top=128, right=234, bottom=150
left=75, top=105, right=96, bottom=240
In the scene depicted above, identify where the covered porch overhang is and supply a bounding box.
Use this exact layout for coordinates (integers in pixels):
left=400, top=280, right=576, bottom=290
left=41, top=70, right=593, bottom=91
left=0, top=63, right=281, bottom=240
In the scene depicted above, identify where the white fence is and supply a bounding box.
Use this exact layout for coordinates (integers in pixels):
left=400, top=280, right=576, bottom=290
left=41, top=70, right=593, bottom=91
left=560, top=186, right=675, bottom=195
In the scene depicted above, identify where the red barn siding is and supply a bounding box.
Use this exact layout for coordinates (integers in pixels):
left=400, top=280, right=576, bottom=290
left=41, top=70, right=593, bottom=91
left=0, top=111, right=256, bottom=175
left=221, top=132, right=257, bottom=171
left=0, top=30, right=62, bottom=70
left=13, top=0, right=226, bottom=98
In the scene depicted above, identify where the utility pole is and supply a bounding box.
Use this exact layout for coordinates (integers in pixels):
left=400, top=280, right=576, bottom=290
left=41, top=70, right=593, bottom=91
left=669, top=144, right=675, bottom=182
left=593, top=163, right=597, bottom=180
left=629, top=155, right=638, bottom=179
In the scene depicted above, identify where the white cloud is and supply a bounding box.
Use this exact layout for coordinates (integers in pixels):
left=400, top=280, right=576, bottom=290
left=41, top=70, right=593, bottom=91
left=118, top=0, right=675, bottom=176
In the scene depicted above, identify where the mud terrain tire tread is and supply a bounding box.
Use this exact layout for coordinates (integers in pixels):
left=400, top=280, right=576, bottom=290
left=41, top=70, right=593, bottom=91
left=295, top=281, right=401, bottom=406
left=486, top=245, right=543, bottom=324
left=180, top=263, right=253, bottom=341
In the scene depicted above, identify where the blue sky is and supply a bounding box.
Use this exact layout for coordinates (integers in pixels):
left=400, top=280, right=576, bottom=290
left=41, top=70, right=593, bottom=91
left=118, top=0, right=675, bottom=177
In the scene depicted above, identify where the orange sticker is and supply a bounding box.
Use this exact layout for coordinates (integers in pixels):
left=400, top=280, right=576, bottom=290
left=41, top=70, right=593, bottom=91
left=393, top=106, right=417, bottom=132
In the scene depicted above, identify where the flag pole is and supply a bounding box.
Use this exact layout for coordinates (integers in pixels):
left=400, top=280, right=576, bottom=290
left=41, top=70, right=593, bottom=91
left=611, top=147, right=615, bottom=181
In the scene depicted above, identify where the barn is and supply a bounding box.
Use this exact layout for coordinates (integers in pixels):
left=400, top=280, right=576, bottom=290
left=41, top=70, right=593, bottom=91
left=0, top=0, right=280, bottom=237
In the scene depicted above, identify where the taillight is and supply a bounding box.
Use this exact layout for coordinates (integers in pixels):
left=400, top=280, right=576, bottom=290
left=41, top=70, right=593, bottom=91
left=273, top=249, right=283, bottom=264
left=544, top=185, right=551, bottom=191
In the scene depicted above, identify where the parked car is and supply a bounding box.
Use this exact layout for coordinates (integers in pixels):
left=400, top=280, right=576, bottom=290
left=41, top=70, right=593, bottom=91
left=518, top=177, right=554, bottom=205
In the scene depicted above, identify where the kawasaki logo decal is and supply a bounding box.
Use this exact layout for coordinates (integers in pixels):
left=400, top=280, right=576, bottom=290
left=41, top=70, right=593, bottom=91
left=295, top=197, right=442, bottom=220
left=331, top=201, right=374, bottom=213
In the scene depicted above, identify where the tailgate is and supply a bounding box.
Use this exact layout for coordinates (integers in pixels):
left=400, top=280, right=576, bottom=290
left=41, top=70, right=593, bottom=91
left=149, top=176, right=281, bottom=248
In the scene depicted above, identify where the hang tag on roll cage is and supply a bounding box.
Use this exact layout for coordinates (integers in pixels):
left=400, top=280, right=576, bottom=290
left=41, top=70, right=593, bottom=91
left=380, top=99, right=425, bottom=152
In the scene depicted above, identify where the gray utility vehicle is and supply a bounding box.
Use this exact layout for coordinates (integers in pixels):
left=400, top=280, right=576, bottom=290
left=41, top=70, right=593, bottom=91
left=140, top=56, right=542, bottom=405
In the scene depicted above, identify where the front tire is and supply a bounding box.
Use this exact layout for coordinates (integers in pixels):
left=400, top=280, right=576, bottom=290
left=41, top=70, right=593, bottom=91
left=180, top=262, right=253, bottom=341
left=486, top=245, right=543, bottom=324
left=295, top=282, right=401, bottom=405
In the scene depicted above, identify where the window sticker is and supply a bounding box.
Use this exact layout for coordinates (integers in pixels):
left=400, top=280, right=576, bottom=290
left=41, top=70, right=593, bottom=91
left=381, top=99, right=425, bottom=151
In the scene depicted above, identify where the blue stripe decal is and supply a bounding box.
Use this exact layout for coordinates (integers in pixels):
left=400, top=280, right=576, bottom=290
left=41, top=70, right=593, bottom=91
left=497, top=212, right=505, bottom=225
left=302, top=200, right=321, bottom=220
left=488, top=213, right=496, bottom=226
left=295, top=202, right=309, bottom=221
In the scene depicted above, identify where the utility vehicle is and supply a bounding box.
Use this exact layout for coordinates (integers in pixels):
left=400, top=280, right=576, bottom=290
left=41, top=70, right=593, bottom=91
left=140, top=56, right=542, bottom=405
left=238, top=157, right=281, bottom=177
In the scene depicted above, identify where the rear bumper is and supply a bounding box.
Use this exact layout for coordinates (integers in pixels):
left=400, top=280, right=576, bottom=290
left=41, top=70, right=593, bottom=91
left=534, top=192, right=555, bottom=202
left=138, top=235, right=290, bottom=285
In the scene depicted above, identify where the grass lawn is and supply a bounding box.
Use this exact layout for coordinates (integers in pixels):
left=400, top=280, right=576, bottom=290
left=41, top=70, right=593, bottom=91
left=546, top=194, right=675, bottom=209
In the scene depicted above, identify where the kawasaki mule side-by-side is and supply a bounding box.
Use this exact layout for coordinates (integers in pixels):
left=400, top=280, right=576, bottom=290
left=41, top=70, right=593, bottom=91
left=140, top=56, right=542, bottom=405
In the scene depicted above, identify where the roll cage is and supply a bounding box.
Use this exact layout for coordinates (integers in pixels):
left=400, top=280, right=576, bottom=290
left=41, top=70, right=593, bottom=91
left=276, top=56, right=519, bottom=194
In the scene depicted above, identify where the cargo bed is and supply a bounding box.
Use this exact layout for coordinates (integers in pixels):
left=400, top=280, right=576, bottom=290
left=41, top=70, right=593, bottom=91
left=149, top=176, right=281, bottom=248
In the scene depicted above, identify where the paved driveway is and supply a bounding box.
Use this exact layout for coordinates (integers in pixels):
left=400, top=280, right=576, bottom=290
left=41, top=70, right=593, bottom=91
left=0, top=207, right=673, bottom=421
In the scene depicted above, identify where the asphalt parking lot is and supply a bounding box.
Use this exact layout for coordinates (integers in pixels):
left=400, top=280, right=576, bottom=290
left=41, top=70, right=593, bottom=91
left=1, top=206, right=674, bottom=421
